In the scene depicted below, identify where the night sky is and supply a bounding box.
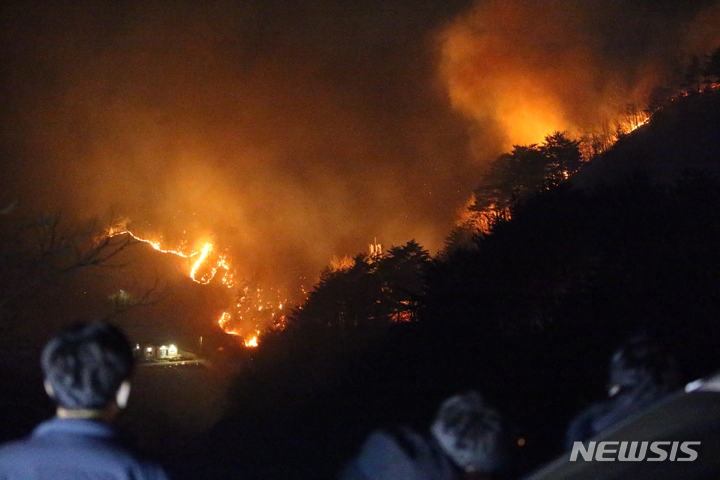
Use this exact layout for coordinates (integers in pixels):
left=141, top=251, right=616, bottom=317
left=1, top=0, right=719, bottom=296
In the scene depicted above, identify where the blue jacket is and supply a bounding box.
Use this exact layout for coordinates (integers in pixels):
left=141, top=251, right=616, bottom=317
left=0, top=417, right=170, bottom=480
left=339, top=427, right=459, bottom=480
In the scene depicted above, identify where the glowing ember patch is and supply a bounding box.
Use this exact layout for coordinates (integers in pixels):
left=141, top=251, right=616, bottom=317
left=627, top=115, right=650, bottom=133
left=245, top=336, right=259, bottom=347
left=218, top=311, right=232, bottom=329
left=215, top=282, right=287, bottom=341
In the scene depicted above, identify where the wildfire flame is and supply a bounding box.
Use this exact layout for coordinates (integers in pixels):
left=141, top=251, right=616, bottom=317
left=108, top=223, right=294, bottom=346
left=219, top=310, right=261, bottom=346
left=108, top=226, right=229, bottom=286
left=214, top=281, right=288, bottom=347
left=218, top=311, right=234, bottom=331
left=189, top=242, right=213, bottom=282
left=107, top=224, right=270, bottom=345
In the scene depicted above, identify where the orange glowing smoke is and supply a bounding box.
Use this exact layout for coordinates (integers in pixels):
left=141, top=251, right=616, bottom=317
left=437, top=0, right=665, bottom=151
left=438, top=0, right=580, bottom=148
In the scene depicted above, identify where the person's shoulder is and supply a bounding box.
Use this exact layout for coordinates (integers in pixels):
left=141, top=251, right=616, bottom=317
left=340, top=426, right=457, bottom=480
left=0, top=435, right=46, bottom=478
left=0, top=437, right=31, bottom=458
left=565, top=400, right=614, bottom=447
left=74, top=431, right=171, bottom=480
left=0, top=422, right=170, bottom=480
left=0, top=426, right=48, bottom=459
left=127, top=458, right=172, bottom=480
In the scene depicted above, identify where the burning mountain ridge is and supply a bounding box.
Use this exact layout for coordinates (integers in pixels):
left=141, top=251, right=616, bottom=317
left=107, top=223, right=238, bottom=287
left=107, top=222, right=285, bottom=345
left=2, top=0, right=720, bottom=340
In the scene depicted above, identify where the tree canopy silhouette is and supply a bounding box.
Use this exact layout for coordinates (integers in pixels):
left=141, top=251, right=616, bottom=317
left=289, top=240, right=430, bottom=329
left=469, top=132, right=581, bottom=223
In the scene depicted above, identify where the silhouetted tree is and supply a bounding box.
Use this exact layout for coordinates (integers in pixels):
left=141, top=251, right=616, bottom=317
left=462, top=132, right=582, bottom=239
left=0, top=212, right=138, bottom=326
left=375, top=240, right=430, bottom=322
left=540, top=132, right=582, bottom=187
left=290, top=241, right=432, bottom=328
left=471, top=145, right=545, bottom=218
left=429, top=92, right=720, bottom=346
left=705, top=46, right=720, bottom=84
left=683, top=54, right=703, bottom=93
left=289, top=254, right=381, bottom=328
left=647, top=84, right=676, bottom=111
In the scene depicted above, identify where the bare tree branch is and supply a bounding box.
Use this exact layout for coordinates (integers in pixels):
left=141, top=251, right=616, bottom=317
left=0, top=211, right=157, bottom=326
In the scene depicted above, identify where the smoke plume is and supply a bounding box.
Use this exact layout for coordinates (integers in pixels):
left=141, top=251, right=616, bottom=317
left=0, top=0, right=477, bottom=295
left=1, top=0, right=719, bottom=329
left=438, top=0, right=720, bottom=149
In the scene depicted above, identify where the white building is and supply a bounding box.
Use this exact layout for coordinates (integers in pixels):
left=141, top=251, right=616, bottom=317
left=135, top=343, right=179, bottom=360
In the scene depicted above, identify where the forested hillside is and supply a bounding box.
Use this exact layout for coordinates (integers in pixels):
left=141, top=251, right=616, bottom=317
left=183, top=88, right=720, bottom=480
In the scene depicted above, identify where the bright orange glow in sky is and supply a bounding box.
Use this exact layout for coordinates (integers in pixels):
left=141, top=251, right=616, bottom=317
left=2, top=0, right=719, bottom=336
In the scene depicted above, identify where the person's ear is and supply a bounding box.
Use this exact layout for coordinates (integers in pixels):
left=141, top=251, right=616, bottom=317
left=43, top=380, right=54, bottom=398
left=115, top=380, right=131, bottom=409
left=608, top=384, right=622, bottom=397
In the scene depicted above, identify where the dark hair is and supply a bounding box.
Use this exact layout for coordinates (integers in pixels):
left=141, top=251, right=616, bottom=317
left=430, top=391, right=506, bottom=473
left=41, top=321, right=134, bottom=410
left=609, top=332, right=680, bottom=390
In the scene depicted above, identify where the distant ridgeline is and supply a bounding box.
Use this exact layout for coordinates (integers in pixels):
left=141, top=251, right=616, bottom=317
left=451, top=82, right=720, bottom=243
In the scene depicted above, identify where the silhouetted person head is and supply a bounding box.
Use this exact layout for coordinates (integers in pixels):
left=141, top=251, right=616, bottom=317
left=607, top=332, right=680, bottom=396
left=0, top=322, right=170, bottom=478
left=566, top=332, right=682, bottom=448
left=430, top=391, right=506, bottom=479
left=41, top=321, right=134, bottom=421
